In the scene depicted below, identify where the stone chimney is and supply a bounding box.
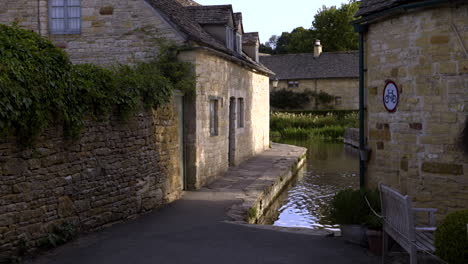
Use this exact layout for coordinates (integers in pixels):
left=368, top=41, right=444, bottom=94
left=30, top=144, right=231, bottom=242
left=314, top=40, right=322, bottom=58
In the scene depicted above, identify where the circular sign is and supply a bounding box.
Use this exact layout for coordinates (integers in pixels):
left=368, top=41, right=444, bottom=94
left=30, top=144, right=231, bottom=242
left=383, top=81, right=399, bottom=112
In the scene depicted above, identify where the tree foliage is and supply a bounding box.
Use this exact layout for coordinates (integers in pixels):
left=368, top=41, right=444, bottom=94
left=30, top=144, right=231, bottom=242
left=312, top=1, right=359, bottom=52
left=260, top=1, right=359, bottom=54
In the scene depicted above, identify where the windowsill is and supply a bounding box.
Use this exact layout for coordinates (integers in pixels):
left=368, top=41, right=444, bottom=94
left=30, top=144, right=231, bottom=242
left=50, top=32, right=81, bottom=35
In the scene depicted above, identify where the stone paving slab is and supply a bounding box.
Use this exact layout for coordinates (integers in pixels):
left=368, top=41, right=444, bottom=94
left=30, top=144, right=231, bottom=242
left=25, top=143, right=379, bottom=264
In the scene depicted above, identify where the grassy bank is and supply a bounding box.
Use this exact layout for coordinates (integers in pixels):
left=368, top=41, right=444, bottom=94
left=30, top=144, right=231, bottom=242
left=270, top=111, right=358, bottom=141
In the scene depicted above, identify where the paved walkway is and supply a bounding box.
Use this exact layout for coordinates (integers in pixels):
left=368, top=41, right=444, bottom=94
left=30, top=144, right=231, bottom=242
left=28, top=144, right=378, bottom=264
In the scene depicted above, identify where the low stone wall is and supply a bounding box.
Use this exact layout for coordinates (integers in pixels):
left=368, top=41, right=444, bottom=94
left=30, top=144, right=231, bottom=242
left=0, top=104, right=182, bottom=258
left=344, top=128, right=359, bottom=148
left=243, top=144, right=307, bottom=224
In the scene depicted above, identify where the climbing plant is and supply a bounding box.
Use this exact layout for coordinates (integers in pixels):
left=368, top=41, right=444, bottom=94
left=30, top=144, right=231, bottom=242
left=0, top=24, right=195, bottom=146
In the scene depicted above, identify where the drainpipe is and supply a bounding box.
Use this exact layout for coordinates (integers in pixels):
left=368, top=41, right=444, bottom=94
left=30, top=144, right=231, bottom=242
left=354, top=23, right=368, bottom=189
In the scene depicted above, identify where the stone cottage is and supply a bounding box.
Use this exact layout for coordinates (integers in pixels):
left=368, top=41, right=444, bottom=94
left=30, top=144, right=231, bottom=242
left=259, top=41, right=359, bottom=110
left=353, top=0, right=468, bottom=220
left=0, top=0, right=272, bottom=256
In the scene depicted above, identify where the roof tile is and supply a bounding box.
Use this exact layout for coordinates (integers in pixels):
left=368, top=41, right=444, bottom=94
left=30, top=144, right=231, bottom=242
left=186, top=5, right=233, bottom=25
left=259, top=52, right=359, bottom=79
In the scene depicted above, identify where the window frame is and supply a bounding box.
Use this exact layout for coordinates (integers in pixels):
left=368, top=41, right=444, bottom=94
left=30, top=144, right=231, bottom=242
left=209, top=99, right=219, bottom=136
left=226, top=26, right=234, bottom=50
left=237, top=98, right=244, bottom=128
left=287, top=81, right=299, bottom=88
left=49, top=0, right=81, bottom=35
left=335, top=96, right=342, bottom=105
left=235, top=33, right=242, bottom=54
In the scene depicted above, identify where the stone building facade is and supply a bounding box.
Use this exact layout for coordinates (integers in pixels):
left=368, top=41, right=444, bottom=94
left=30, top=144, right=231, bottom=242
left=271, top=78, right=359, bottom=110
left=260, top=48, right=359, bottom=110
left=354, top=0, right=468, bottom=220
left=0, top=0, right=271, bottom=256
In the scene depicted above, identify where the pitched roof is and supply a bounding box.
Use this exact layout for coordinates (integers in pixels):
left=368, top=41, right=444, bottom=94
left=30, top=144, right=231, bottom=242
left=259, top=52, right=359, bottom=80
left=144, top=0, right=272, bottom=75
left=175, top=0, right=201, bottom=7
left=243, top=32, right=259, bottom=45
left=233, top=12, right=244, bottom=32
left=186, top=5, right=233, bottom=25
left=233, top=13, right=242, bottom=24
left=145, top=0, right=226, bottom=51
left=355, top=0, right=410, bottom=17
left=354, top=0, right=465, bottom=18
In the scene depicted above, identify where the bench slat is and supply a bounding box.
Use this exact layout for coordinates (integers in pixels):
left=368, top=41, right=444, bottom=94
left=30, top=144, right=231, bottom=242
left=415, top=232, right=435, bottom=252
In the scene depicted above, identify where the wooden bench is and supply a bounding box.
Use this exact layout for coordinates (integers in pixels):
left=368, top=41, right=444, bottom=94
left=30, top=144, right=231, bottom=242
left=379, top=183, right=437, bottom=264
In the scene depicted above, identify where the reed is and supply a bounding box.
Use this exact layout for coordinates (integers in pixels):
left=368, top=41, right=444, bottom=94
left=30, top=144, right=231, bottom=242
left=270, top=111, right=358, bottom=141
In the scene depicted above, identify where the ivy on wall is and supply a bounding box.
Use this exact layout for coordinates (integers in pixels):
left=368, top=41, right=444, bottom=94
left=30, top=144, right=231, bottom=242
left=0, top=24, right=195, bottom=146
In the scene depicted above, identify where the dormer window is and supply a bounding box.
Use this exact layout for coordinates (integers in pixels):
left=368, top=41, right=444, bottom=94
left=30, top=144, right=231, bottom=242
left=235, top=33, right=242, bottom=54
left=226, top=26, right=234, bottom=50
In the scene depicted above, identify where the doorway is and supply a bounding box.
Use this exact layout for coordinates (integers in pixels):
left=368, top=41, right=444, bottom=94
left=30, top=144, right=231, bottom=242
left=229, top=97, right=236, bottom=166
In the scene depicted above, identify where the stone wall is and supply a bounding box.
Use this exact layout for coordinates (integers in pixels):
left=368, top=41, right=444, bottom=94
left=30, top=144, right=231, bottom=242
left=0, top=102, right=183, bottom=258
left=364, top=5, right=468, bottom=221
left=0, top=0, right=184, bottom=65
left=0, top=0, right=46, bottom=35
left=272, top=78, right=359, bottom=110
left=180, top=50, right=270, bottom=189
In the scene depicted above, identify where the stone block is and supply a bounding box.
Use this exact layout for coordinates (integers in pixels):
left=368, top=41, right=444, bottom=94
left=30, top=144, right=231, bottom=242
left=400, top=157, right=409, bottom=172
left=438, top=62, right=457, bottom=75
left=421, top=162, right=464, bottom=175
left=99, top=6, right=114, bottom=15
left=57, top=196, right=76, bottom=218
left=409, top=123, right=422, bottom=130
left=376, top=141, right=384, bottom=150
left=369, top=129, right=391, bottom=141
left=430, top=35, right=450, bottom=45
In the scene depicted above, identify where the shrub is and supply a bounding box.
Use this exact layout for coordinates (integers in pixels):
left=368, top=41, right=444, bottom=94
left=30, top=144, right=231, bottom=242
left=39, top=223, right=78, bottom=249
left=325, top=188, right=370, bottom=225
left=363, top=188, right=382, bottom=230
left=270, top=89, right=313, bottom=109
left=270, top=89, right=337, bottom=110
left=435, top=210, right=468, bottom=264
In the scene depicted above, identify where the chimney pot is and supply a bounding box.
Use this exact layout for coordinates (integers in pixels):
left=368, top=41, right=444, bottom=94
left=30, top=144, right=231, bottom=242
left=314, top=39, right=322, bottom=58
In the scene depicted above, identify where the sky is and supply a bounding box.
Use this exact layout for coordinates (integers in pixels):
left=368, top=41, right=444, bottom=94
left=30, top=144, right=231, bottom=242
left=196, top=0, right=349, bottom=43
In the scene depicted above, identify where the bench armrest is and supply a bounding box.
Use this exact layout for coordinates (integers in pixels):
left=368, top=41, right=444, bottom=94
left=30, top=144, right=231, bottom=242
left=415, top=227, right=436, bottom=232
left=413, top=208, right=437, bottom=227
left=413, top=208, right=437, bottom=212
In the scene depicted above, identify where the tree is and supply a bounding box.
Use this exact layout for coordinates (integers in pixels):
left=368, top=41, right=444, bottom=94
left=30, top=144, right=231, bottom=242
left=312, top=1, right=359, bottom=52
left=275, top=32, right=291, bottom=54
left=263, top=1, right=359, bottom=54
left=259, top=35, right=278, bottom=54
left=285, top=27, right=316, bottom=54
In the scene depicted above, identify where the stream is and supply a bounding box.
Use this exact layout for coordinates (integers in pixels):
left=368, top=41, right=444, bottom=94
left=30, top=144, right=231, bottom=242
left=259, top=139, right=359, bottom=229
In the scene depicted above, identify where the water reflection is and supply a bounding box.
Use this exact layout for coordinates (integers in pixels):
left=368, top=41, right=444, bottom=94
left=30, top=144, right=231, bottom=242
left=260, top=139, right=359, bottom=229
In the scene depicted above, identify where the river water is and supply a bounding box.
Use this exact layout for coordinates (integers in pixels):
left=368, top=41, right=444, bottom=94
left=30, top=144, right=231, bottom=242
left=259, top=139, right=359, bottom=229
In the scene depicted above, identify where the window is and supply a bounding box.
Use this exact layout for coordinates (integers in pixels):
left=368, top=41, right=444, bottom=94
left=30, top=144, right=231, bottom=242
left=335, top=96, right=342, bottom=105
left=209, top=99, right=219, bottom=136
left=226, top=26, right=234, bottom=50
left=237, top=98, right=244, bottom=128
left=235, top=33, right=242, bottom=54
left=49, top=0, right=81, bottom=34
left=288, top=81, right=299, bottom=88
